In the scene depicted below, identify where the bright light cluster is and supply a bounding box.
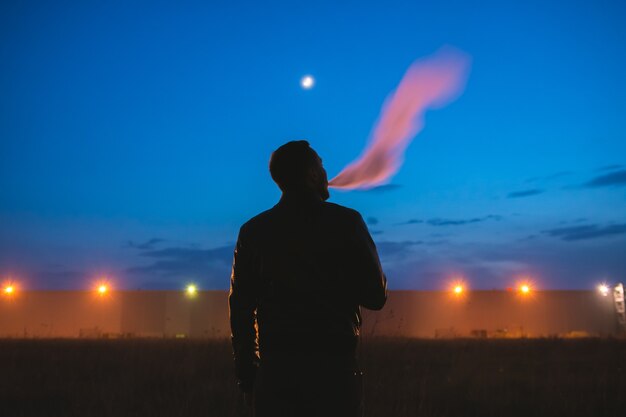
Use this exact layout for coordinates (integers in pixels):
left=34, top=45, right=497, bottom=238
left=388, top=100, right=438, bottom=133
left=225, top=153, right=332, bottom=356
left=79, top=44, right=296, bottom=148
left=446, top=279, right=535, bottom=299
left=447, top=281, right=535, bottom=297
left=1, top=276, right=621, bottom=301
left=2, top=279, right=206, bottom=300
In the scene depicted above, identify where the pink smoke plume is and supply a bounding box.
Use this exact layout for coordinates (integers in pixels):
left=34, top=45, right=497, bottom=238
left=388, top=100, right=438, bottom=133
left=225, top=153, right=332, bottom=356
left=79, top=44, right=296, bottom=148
left=329, top=47, right=471, bottom=190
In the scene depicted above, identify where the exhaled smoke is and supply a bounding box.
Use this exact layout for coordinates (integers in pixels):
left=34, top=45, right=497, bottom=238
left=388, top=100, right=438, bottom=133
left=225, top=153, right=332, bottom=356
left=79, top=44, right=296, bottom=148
left=329, top=47, right=471, bottom=189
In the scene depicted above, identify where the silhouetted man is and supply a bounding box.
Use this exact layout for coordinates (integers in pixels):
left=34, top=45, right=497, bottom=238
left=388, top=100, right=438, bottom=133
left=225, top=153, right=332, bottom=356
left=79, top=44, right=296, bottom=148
left=229, top=140, right=387, bottom=417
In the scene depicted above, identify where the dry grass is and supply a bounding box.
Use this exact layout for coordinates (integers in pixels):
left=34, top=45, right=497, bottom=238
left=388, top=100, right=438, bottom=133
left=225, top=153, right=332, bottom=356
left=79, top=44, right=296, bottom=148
left=1, top=338, right=625, bottom=416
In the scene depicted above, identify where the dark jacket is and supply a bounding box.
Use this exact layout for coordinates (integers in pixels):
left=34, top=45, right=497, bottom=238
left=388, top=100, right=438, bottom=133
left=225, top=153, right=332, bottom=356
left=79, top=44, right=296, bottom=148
left=229, top=190, right=387, bottom=389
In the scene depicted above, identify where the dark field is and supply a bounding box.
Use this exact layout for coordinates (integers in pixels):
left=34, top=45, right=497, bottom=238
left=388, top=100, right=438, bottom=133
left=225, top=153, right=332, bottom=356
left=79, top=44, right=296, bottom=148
left=1, top=338, right=625, bottom=417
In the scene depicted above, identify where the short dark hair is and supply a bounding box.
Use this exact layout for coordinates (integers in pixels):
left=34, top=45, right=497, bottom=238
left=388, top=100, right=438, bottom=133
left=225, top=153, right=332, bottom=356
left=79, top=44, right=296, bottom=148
left=269, top=140, right=319, bottom=191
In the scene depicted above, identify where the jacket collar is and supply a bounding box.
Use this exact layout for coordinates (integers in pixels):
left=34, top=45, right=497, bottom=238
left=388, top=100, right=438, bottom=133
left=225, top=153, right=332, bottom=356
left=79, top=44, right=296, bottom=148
left=277, top=189, right=323, bottom=208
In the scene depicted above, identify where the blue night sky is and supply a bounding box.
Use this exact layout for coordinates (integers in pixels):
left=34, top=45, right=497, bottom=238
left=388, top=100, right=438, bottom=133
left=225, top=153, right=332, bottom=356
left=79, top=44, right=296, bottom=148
left=1, top=0, right=625, bottom=291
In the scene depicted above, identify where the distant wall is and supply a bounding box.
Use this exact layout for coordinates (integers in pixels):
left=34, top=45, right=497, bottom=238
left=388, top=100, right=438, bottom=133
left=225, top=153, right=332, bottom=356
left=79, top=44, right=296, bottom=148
left=0, top=290, right=618, bottom=338
left=0, top=291, right=123, bottom=338
left=361, top=291, right=617, bottom=338
left=0, top=291, right=228, bottom=338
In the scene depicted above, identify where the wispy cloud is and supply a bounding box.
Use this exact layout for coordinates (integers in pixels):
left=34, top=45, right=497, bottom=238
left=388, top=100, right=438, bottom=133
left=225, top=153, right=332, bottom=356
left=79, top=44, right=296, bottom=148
left=395, top=219, right=423, bottom=226
left=366, top=217, right=379, bottom=225
left=584, top=169, right=626, bottom=188
left=125, top=238, right=165, bottom=250
left=385, top=237, right=626, bottom=290
left=558, top=218, right=588, bottom=225
left=542, top=223, right=626, bottom=241
left=426, top=215, right=502, bottom=226
left=375, top=240, right=423, bottom=259
left=507, top=189, right=544, bottom=198
left=594, top=164, right=623, bottom=172
left=525, top=171, right=572, bottom=183
left=127, top=245, right=234, bottom=280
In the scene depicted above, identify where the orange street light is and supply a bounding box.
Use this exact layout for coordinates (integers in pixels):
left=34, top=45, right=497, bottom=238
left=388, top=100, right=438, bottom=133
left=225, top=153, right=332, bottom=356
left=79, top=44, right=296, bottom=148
left=2, top=280, right=17, bottom=297
left=95, top=279, right=112, bottom=297
left=450, top=279, right=467, bottom=298
left=519, top=283, right=531, bottom=295
left=93, top=274, right=114, bottom=297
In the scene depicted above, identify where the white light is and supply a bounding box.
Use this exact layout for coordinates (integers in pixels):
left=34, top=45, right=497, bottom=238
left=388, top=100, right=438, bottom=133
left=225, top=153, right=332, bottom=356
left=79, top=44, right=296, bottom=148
left=186, top=284, right=197, bottom=297
left=598, top=284, right=610, bottom=297
left=300, top=75, right=314, bottom=89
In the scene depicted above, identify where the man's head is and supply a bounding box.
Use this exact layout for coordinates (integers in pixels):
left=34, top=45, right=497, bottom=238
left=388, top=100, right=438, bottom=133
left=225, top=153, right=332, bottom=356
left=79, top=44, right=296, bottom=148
left=269, top=140, right=329, bottom=200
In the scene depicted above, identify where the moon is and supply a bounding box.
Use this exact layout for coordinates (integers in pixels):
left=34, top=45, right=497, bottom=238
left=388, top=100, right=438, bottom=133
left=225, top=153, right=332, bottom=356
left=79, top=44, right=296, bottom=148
left=300, top=75, right=314, bottom=89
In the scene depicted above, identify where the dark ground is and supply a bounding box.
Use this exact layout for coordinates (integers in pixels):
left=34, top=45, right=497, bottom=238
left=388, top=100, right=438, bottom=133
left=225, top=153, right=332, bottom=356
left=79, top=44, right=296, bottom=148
left=1, top=338, right=625, bottom=417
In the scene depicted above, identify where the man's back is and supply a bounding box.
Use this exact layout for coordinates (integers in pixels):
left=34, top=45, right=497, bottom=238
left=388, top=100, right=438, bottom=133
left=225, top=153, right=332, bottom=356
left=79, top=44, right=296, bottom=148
left=228, top=140, right=387, bottom=416
left=231, top=190, right=386, bottom=358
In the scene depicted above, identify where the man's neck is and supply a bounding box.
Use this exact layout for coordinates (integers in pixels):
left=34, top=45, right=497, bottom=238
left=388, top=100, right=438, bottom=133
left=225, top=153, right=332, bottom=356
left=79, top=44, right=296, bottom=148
left=280, top=189, right=323, bottom=205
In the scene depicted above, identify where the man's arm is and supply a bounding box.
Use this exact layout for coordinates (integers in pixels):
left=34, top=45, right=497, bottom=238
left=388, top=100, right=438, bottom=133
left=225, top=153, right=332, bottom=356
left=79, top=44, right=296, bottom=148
left=351, top=212, right=388, bottom=310
left=228, top=225, right=260, bottom=394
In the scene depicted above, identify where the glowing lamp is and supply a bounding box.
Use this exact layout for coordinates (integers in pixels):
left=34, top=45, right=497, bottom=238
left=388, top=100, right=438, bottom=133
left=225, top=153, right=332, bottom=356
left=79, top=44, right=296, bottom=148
left=186, top=284, right=197, bottom=297
left=598, top=284, right=610, bottom=297
left=449, top=278, right=466, bottom=298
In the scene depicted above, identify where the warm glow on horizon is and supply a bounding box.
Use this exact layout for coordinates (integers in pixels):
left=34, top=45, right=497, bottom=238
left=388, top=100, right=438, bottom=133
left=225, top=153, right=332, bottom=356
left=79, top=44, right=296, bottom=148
left=98, top=285, right=107, bottom=295
left=4, top=285, right=14, bottom=295
left=454, top=285, right=463, bottom=295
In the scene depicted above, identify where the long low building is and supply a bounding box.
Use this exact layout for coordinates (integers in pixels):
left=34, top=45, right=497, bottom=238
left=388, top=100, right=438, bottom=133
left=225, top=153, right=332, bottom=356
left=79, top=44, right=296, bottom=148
left=0, top=290, right=622, bottom=338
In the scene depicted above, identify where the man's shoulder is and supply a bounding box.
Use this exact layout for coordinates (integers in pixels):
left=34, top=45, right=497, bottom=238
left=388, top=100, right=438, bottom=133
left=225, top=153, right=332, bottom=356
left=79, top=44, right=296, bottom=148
left=320, top=201, right=362, bottom=220
left=240, top=207, right=277, bottom=232
left=240, top=201, right=361, bottom=228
